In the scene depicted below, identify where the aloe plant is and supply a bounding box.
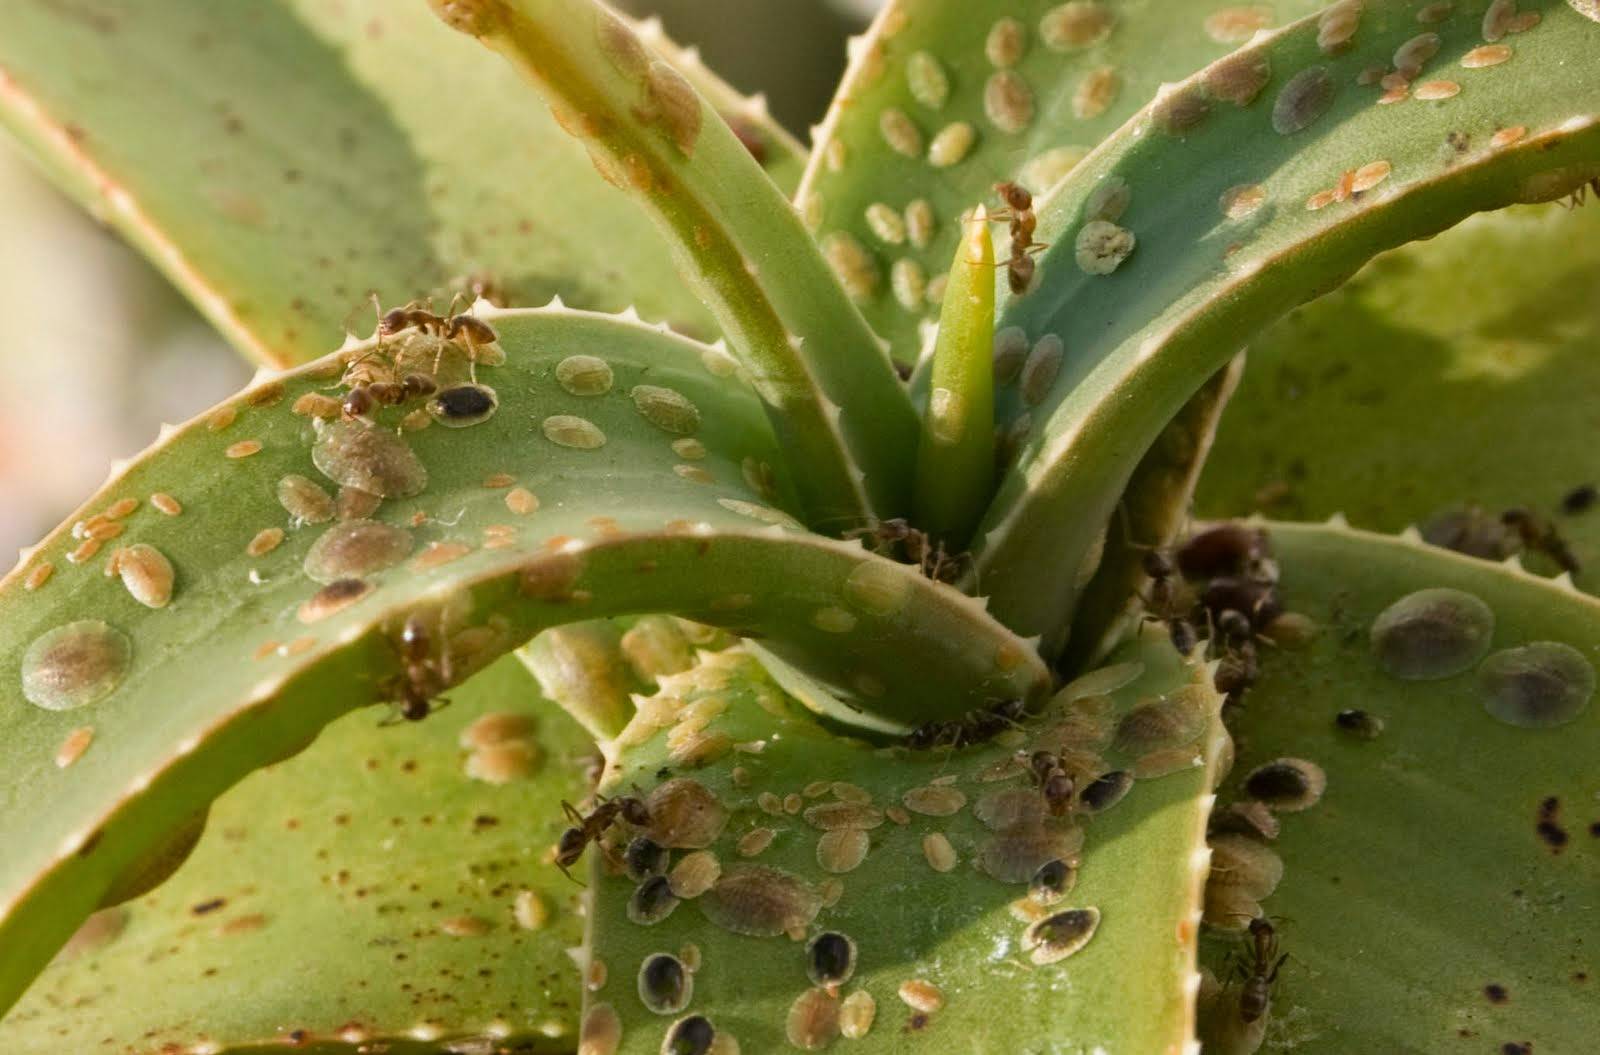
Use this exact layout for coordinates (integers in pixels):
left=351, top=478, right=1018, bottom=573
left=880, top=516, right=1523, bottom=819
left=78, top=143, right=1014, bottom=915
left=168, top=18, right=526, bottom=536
left=1, top=1, right=1598, bottom=1052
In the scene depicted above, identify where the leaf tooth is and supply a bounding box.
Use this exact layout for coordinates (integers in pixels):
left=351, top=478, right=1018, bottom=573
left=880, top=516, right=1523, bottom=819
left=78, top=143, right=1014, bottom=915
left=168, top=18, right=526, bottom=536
left=336, top=330, right=367, bottom=353
left=544, top=293, right=567, bottom=310
left=1324, top=511, right=1351, bottom=528
left=1501, top=553, right=1527, bottom=572
left=619, top=304, right=642, bottom=323
left=634, top=15, right=665, bottom=42
left=1552, top=571, right=1580, bottom=593
left=738, top=92, right=772, bottom=122
left=157, top=422, right=179, bottom=442
left=677, top=45, right=704, bottom=70
left=845, top=32, right=872, bottom=62
left=1399, top=524, right=1424, bottom=544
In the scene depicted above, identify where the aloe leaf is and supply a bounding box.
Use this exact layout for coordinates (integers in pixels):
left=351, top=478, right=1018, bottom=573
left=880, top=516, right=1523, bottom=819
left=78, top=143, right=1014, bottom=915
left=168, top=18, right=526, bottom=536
left=0, top=0, right=799, bottom=368
left=914, top=208, right=996, bottom=547
left=1200, top=518, right=1600, bottom=1051
left=0, top=307, right=1044, bottom=1017
left=969, top=0, right=1600, bottom=659
left=799, top=0, right=1336, bottom=364
left=1066, top=356, right=1244, bottom=671
left=582, top=632, right=1225, bottom=1054
left=429, top=0, right=918, bottom=528
left=0, top=655, right=591, bottom=1053
left=1199, top=201, right=1600, bottom=585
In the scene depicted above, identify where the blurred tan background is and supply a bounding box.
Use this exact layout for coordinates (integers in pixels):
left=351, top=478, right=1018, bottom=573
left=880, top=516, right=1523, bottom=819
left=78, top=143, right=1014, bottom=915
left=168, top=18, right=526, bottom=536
left=0, top=0, right=871, bottom=561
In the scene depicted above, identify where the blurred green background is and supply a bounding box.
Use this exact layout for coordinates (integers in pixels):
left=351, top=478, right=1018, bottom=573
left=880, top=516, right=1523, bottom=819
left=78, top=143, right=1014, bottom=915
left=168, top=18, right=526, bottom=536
left=0, top=0, right=870, bottom=561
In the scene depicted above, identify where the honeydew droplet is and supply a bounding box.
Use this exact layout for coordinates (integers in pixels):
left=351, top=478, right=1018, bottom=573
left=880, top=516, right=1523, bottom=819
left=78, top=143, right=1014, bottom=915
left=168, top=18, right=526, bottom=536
left=23, top=621, right=133, bottom=711
left=1370, top=587, right=1494, bottom=680
left=555, top=354, right=614, bottom=395
left=1478, top=642, right=1595, bottom=728
left=542, top=415, right=607, bottom=449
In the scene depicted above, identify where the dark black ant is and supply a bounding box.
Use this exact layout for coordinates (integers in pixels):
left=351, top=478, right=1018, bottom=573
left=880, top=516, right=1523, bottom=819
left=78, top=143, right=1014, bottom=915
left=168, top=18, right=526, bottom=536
left=553, top=794, right=651, bottom=882
left=1176, top=523, right=1271, bottom=580
left=379, top=614, right=452, bottom=725
left=906, top=697, right=1027, bottom=751
left=1234, top=917, right=1288, bottom=1024
left=1141, top=549, right=1200, bottom=656
left=1501, top=507, right=1581, bottom=575
left=1562, top=484, right=1598, bottom=516
left=845, top=518, right=970, bottom=584
left=1027, top=751, right=1075, bottom=816
left=992, top=181, right=1047, bottom=296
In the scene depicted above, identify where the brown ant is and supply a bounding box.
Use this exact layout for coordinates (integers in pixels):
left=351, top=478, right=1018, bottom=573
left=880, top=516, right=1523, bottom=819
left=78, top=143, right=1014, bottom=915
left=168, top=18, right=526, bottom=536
left=1141, top=548, right=1200, bottom=656
left=1233, top=917, right=1288, bottom=1024
left=992, top=181, right=1048, bottom=296
left=845, top=518, right=970, bottom=584
left=378, top=614, right=452, bottom=725
left=554, top=794, right=651, bottom=882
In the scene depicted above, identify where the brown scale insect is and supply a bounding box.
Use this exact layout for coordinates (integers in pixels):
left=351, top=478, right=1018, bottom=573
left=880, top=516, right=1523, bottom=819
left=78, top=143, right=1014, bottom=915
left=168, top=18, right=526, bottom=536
left=992, top=181, right=1048, bottom=296
left=553, top=794, right=651, bottom=882
left=1234, top=917, right=1288, bottom=1024
left=379, top=614, right=452, bottom=725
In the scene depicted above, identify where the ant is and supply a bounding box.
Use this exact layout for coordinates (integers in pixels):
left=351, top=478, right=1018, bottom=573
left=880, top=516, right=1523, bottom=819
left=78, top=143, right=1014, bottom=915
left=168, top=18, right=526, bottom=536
left=1141, top=548, right=1200, bottom=656
left=372, top=295, right=502, bottom=381
left=992, top=182, right=1048, bottom=296
left=845, top=518, right=970, bottom=584
left=379, top=614, right=452, bottom=725
left=906, top=697, right=1026, bottom=751
left=553, top=794, right=651, bottom=882
left=1027, top=750, right=1075, bottom=816
left=1233, top=917, right=1288, bottom=1024
left=1501, top=507, right=1581, bottom=575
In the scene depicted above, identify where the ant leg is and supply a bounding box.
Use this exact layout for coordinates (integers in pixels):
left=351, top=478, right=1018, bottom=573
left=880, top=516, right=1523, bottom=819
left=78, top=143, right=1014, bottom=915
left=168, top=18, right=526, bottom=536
left=561, top=800, right=586, bottom=825
left=377, top=704, right=404, bottom=728
left=556, top=861, right=586, bottom=887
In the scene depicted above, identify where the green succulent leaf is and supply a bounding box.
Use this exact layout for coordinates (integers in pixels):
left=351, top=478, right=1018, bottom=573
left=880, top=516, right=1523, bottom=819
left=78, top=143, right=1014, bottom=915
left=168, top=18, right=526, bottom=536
left=798, top=0, right=1333, bottom=365
left=1199, top=201, right=1600, bottom=586
left=583, top=634, right=1225, bottom=1054
left=970, top=0, right=1600, bottom=659
left=1066, top=356, right=1244, bottom=671
left=1201, top=518, right=1600, bottom=1052
left=429, top=0, right=918, bottom=528
left=914, top=208, right=996, bottom=548
left=0, top=0, right=801, bottom=367
left=0, top=656, right=591, bottom=1054
left=0, top=307, right=1044, bottom=1018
